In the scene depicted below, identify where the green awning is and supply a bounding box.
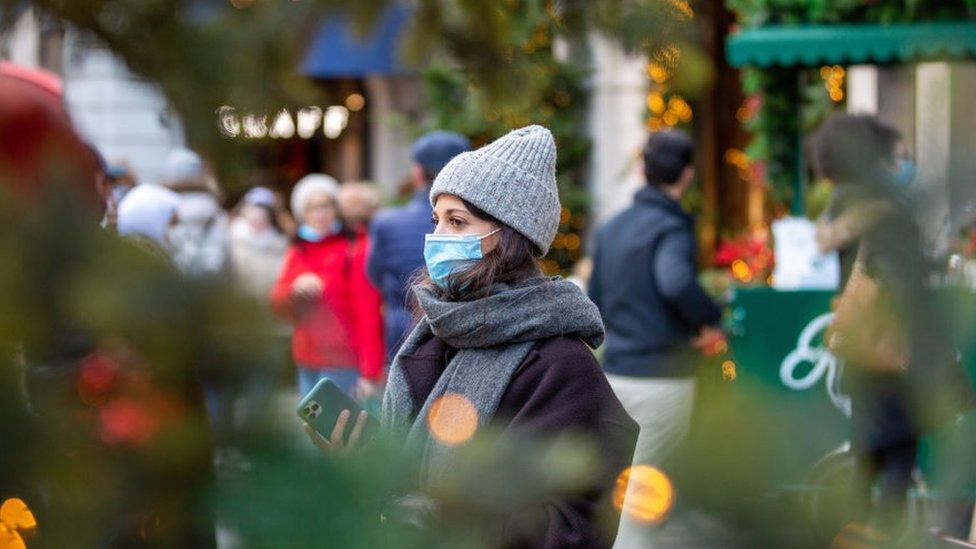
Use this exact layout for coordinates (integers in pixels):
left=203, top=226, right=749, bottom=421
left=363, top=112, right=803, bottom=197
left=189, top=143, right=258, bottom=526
left=727, top=21, right=976, bottom=68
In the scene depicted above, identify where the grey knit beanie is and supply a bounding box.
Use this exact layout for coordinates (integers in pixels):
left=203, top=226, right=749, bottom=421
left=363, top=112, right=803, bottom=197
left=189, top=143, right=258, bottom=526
left=430, top=125, right=560, bottom=255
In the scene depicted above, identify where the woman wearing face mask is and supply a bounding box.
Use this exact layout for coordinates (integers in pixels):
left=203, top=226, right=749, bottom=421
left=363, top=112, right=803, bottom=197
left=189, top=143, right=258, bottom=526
left=271, top=174, right=384, bottom=400
left=306, top=126, right=638, bottom=548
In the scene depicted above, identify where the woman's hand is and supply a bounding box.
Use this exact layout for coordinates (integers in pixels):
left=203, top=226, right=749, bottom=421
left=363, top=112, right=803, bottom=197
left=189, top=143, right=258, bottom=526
left=302, top=409, right=368, bottom=455
left=355, top=378, right=382, bottom=401
left=291, top=273, right=324, bottom=300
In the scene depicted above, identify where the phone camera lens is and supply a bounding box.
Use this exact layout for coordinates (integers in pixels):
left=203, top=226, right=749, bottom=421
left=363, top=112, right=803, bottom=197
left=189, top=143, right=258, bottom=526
left=311, top=403, right=320, bottom=412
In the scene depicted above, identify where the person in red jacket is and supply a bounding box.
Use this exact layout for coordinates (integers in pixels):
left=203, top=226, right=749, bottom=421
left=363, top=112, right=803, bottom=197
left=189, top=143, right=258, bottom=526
left=271, top=174, right=384, bottom=399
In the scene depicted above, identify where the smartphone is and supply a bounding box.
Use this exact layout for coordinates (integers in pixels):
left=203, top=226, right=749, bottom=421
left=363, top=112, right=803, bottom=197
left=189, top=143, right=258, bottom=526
left=296, top=379, right=378, bottom=443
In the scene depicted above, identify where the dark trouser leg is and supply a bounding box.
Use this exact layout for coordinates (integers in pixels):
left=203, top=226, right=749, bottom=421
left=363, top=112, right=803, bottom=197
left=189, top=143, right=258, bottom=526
left=874, top=439, right=918, bottom=535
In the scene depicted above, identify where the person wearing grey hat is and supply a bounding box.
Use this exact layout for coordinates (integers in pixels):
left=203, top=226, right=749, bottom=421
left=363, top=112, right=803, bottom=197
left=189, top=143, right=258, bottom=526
left=306, top=125, right=637, bottom=548
left=366, top=130, right=470, bottom=359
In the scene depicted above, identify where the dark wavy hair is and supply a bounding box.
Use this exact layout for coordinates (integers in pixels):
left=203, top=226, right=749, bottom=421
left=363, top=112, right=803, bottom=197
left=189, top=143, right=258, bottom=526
left=411, top=198, right=543, bottom=304
left=811, top=113, right=900, bottom=185
left=644, top=129, right=694, bottom=187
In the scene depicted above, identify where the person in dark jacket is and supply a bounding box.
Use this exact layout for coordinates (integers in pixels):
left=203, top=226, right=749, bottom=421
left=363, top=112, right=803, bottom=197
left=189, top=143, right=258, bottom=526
left=306, top=125, right=638, bottom=548
left=366, top=131, right=470, bottom=359
left=588, top=129, right=723, bottom=548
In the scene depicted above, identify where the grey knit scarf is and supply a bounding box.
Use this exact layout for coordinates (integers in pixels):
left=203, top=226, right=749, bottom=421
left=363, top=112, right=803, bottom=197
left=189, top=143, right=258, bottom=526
left=381, top=276, right=605, bottom=481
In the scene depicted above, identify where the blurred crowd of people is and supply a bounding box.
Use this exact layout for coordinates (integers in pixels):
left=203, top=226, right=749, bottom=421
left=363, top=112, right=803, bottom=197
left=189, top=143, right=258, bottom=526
left=102, top=131, right=478, bottom=410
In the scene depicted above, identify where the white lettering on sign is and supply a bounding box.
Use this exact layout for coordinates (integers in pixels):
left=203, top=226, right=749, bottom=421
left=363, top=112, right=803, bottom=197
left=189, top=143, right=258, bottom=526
left=779, top=312, right=851, bottom=417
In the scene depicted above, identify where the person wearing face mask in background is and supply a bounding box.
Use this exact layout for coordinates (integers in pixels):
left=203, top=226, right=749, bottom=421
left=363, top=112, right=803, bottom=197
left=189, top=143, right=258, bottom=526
left=271, top=174, right=384, bottom=400
left=119, top=182, right=243, bottom=453
left=229, top=186, right=289, bottom=300
left=816, top=133, right=917, bottom=287
left=812, top=114, right=974, bottom=543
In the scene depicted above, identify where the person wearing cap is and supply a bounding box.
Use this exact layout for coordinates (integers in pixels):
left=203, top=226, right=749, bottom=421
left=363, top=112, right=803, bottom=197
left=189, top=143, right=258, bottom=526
left=271, top=174, right=384, bottom=399
left=229, top=186, right=289, bottom=300
left=305, top=126, right=638, bottom=548
left=366, top=131, right=470, bottom=359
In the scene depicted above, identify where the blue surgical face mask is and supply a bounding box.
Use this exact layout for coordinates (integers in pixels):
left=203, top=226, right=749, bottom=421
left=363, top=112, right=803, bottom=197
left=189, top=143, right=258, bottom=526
left=895, top=159, right=917, bottom=188
left=297, top=221, right=341, bottom=242
left=424, top=228, right=501, bottom=288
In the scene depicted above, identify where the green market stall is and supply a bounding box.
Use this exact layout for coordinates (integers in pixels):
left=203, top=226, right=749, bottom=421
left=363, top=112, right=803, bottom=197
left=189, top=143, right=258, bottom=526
left=680, top=11, right=976, bottom=541
left=715, top=285, right=976, bottom=528
left=719, top=17, right=976, bottom=482
left=726, top=20, right=976, bottom=215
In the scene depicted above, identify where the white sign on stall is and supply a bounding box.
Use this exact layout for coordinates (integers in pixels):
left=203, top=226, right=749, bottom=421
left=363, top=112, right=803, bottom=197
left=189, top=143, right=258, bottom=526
left=772, top=216, right=840, bottom=291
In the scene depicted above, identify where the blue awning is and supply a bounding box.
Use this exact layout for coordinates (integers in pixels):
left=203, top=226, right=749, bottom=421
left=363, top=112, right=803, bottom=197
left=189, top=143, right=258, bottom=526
left=300, top=4, right=411, bottom=78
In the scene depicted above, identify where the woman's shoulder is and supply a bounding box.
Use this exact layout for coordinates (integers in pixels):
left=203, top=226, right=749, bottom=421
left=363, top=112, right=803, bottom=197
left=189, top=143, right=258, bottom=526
left=531, top=336, right=599, bottom=363
left=516, top=336, right=605, bottom=387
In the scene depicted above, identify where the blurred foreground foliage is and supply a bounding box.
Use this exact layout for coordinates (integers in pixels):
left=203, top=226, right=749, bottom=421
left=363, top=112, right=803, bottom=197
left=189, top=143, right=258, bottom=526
left=0, top=171, right=615, bottom=545
left=1, top=0, right=706, bottom=274
left=408, top=0, right=703, bottom=273
left=0, top=0, right=701, bottom=189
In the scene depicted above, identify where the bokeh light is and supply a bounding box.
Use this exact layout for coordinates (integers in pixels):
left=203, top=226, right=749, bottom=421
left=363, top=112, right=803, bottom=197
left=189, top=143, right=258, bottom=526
left=269, top=109, right=296, bottom=139
left=731, top=259, right=754, bottom=283
left=559, top=207, right=571, bottom=224
left=613, top=465, right=675, bottom=524
left=564, top=233, right=581, bottom=251
left=216, top=105, right=241, bottom=138
left=323, top=106, right=350, bottom=139
left=98, top=398, right=157, bottom=446
left=427, top=393, right=478, bottom=446
left=821, top=65, right=845, bottom=103
left=722, top=360, right=737, bottom=381
left=77, top=353, right=119, bottom=407
left=242, top=113, right=268, bottom=139
left=0, top=498, right=36, bottom=549
left=344, top=93, right=366, bottom=112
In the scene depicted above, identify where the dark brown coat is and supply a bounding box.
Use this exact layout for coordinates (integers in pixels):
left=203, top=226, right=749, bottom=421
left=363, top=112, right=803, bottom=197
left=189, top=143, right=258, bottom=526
left=397, top=335, right=638, bottom=548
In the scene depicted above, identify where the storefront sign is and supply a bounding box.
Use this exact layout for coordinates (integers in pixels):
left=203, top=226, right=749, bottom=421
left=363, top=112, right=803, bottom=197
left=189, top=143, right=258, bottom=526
left=216, top=105, right=349, bottom=140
